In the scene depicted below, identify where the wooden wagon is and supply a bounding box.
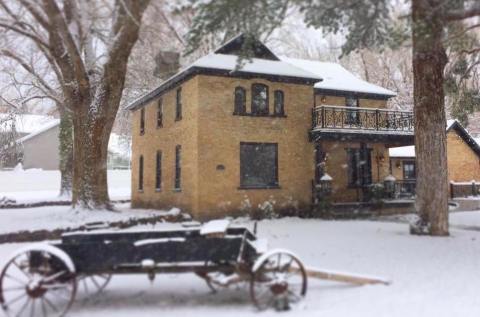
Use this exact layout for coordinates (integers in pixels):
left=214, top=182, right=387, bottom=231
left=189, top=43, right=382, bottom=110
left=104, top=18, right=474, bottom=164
left=0, top=220, right=389, bottom=316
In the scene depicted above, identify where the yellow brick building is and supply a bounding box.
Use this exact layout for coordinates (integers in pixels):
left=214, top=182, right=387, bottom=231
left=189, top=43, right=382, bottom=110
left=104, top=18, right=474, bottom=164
left=389, top=120, right=480, bottom=186
left=127, top=35, right=414, bottom=218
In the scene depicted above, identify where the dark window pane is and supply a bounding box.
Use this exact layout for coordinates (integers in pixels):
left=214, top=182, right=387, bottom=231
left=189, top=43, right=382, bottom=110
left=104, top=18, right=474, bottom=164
left=139, top=155, right=144, bottom=191
left=157, top=99, right=163, bottom=128
left=403, top=161, right=416, bottom=179
left=346, top=147, right=372, bottom=187
left=251, top=84, right=269, bottom=115
left=240, top=143, right=278, bottom=188
left=175, top=145, right=181, bottom=189
left=274, top=90, right=284, bottom=115
left=140, top=108, right=145, bottom=135
left=156, top=151, right=162, bottom=190
left=176, top=87, right=182, bottom=121
left=234, top=87, right=246, bottom=114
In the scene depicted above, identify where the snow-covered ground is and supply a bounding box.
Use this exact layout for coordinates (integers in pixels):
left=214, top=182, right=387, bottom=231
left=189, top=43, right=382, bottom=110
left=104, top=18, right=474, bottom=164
left=0, top=203, right=179, bottom=234
left=1, top=215, right=480, bottom=316
left=0, top=169, right=131, bottom=203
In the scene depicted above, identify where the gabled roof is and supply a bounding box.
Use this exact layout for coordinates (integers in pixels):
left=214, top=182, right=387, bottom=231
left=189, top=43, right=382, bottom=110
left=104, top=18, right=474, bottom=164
left=389, top=120, right=480, bottom=158
left=214, top=34, right=279, bottom=61
left=16, top=119, right=60, bottom=143
left=282, top=57, right=396, bottom=99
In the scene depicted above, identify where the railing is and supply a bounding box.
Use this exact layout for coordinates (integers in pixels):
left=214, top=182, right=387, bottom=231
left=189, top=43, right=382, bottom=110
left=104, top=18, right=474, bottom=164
left=395, top=180, right=416, bottom=198
left=312, top=105, right=414, bottom=133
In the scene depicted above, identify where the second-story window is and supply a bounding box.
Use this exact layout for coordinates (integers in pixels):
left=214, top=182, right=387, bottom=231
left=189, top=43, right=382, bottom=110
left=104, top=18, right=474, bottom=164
left=157, top=98, right=163, bottom=128
left=251, top=83, right=269, bottom=115
left=140, top=108, right=145, bottom=135
left=176, top=87, right=182, bottom=121
left=345, top=96, right=359, bottom=125
left=274, top=90, right=284, bottom=116
left=234, top=86, right=246, bottom=114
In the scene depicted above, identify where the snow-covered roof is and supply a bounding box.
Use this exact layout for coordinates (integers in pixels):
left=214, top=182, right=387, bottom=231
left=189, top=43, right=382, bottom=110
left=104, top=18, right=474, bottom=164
left=16, top=119, right=60, bottom=143
left=0, top=114, right=58, bottom=135
left=389, top=120, right=480, bottom=158
left=282, top=57, right=396, bottom=97
left=192, top=53, right=321, bottom=80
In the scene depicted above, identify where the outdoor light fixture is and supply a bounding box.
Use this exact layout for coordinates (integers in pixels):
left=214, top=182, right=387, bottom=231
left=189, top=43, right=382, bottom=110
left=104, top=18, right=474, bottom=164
left=321, top=95, right=327, bottom=103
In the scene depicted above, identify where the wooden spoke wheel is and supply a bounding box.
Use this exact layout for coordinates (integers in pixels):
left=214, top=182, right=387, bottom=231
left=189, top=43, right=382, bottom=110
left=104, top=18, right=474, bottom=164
left=76, top=274, right=112, bottom=298
left=250, top=250, right=307, bottom=311
left=0, top=245, right=77, bottom=317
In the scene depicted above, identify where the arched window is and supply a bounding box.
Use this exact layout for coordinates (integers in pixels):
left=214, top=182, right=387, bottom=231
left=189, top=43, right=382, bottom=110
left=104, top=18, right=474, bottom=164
left=251, top=83, right=269, bottom=115
left=138, top=155, right=144, bottom=191
left=234, top=86, right=246, bottom=114
left=274, top=90, right=284, bottom=116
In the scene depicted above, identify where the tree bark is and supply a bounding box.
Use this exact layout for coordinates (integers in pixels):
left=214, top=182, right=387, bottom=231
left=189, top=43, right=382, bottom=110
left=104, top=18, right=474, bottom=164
left=58, top=108, right=73, bottom=197
left=410, top=0, right=449, bottom=236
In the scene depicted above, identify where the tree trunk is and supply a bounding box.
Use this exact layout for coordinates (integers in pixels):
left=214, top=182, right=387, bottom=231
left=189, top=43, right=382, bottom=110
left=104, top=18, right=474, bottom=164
left=71, top=106, right=114, bottom=210
left=410, top=0, right=449, bottom=236
left=58, top=108, right=73, bottom=197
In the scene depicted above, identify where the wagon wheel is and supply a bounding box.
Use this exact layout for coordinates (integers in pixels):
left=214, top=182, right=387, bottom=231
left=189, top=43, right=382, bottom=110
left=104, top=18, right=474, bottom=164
left=250, top=250, right=307, bottom=311
left=76, top=274, right=112, bottom=298
left=0, top=245, right=77, bottom=317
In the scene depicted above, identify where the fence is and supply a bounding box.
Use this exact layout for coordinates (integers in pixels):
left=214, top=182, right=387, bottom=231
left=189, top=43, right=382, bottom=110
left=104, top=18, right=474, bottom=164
left=450, top=181, right=480, bottom=198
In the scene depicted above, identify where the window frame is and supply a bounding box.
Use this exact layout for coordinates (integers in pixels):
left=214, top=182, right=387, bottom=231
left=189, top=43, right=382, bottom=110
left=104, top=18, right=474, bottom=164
left=157, top=98, right=163, bottom=128
left=138, top=155, right=144, bottom=191
left=175, top=87, right=182, bottom=121
left=273, top=90, right=285, bottom=116
left=251, top=83, right=269, bottom=116
left=233, top=86, right=247, bottom=115
left=174, top=145, right=181, bottom=190
left=345, top=96, right=360, bottom=125
left=402, top=160, right=416, bottom=180
left=155, top=150, right=162, bottom=191
left=140, top=108, right=145, bottom=135
left=239, top=142, right=279, bottom=189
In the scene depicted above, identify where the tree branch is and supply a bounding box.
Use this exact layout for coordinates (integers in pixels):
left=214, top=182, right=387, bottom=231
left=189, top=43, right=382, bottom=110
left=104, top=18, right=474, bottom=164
left=445, top=3, right=480, bottom=21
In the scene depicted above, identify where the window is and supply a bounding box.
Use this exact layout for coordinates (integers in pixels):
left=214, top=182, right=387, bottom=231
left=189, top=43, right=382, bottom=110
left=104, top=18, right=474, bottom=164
left=157, top=98, right=163, bottom=128
left=251, top=83, right=269, bottom=115
left=174, top=145, right=181, bottom=190
left=345, top=96, right=359, bottom=125
left=240, top=142, right=278, bottom=188
left=138, top=155, right=144, bottom=191
left=175, top=87, right=182, bottom=121
left=155, top=151, right=162, bottom=190
left=140, top=108, right=145, bottom=135
left=234, top=86, right=246, bottom=114
left=403, top=161, right=416, bottom=180
left=274, top=90, right=284, bottom=116
left=346, top=147, right=372, bottom=187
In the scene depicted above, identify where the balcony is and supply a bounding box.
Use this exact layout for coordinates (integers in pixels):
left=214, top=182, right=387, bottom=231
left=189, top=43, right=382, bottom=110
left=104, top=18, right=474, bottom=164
left=311, top=105, right=414, bottom=144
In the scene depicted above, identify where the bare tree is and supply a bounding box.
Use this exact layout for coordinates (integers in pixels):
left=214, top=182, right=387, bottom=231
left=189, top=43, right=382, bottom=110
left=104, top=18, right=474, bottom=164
left=0, top=0, right=150, bottom=209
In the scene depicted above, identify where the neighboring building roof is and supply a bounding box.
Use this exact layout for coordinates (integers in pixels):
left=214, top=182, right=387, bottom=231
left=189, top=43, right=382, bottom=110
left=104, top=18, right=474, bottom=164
left=0, top=114, right=57, bottom=135
left=126, top=34, right=396, bottom=111
left=389, top=120, right=480, bottom=158
left=16, top=119, right=60, bottom=143
left=281, top=57, right=396, bottom=99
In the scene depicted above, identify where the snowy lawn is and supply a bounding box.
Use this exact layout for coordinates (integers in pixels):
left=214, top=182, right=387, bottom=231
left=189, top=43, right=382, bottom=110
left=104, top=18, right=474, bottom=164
left=1, top=213, right=480, bottom=316
left=0, top=169, right=131, bottom=203
left=0, top=203, right=179, bottom=234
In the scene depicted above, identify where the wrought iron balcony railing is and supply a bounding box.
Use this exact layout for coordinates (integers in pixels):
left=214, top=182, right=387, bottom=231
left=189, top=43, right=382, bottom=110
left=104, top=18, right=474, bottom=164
left=312, top=105, right=414, bottom=133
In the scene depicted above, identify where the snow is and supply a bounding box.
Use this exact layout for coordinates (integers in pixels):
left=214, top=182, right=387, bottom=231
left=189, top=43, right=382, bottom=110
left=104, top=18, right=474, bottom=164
left=2, top=212, right=480, bottom=316
left=0, top=114, right=58, bottom=135
left=192, top=53, right=321, bottom=80
left=134, top=237, right=187, bottom=247
left=320, top=173, right=333, bottom=181
left=6, top=243, right=76, bottom=272
left=0, top=203, right=176, bottom=234
left=282, top=57, right=397, bottom=97
left=15, top=119, right=60, bottom=143
left=389, top=145, right=415, bottom=157
left=0, top=169, right=131, bottom=204
left=200, top=219, right=230, bottom=235
left=384, top=174, right=396, bottom=181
